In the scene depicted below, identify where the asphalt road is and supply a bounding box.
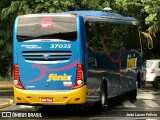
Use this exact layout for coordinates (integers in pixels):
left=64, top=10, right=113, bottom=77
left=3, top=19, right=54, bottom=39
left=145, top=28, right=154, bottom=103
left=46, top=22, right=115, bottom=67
left=0, top=84, right=160, bottom=120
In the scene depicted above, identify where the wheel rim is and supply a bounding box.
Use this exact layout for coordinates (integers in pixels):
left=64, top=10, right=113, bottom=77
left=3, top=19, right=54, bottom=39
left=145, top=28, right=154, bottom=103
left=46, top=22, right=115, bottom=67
left=101, top=92, right=105, bottom=105
left=101, top=88, right=106, bottom=107
left=136, top=81, right=138, bottom=88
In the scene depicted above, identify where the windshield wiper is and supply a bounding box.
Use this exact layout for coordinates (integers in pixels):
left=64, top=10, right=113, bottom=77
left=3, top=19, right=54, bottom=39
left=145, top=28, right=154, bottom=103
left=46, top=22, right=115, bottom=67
left=17, top=35, right=35, bottom=41
left=17, top=31, right=76, bottom=41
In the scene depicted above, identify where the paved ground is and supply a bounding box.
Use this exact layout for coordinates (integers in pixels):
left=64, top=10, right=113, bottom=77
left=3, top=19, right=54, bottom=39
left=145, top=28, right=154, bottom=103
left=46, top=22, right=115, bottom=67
left=0, top=82, right=160, bottom=120
left=0, top=82, right=155, bottom=110
left=0, top=98, right=13, bottom=109
left=0, top=88, right=160, bottom=120
left=0, top=81, right=13, bottom=109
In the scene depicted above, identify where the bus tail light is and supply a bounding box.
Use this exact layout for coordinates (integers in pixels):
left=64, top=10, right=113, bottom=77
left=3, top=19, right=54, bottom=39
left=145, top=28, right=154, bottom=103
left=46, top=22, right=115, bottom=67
left=13, top=64, right=24, bottom=89
left=71, top=64, right=84, bottom=90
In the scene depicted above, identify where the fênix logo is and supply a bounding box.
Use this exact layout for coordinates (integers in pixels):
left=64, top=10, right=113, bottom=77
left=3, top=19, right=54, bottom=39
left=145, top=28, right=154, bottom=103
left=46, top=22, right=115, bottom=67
left=127, top=54, right=137, bottom=69
left=47, top=73, right=72, bottom=82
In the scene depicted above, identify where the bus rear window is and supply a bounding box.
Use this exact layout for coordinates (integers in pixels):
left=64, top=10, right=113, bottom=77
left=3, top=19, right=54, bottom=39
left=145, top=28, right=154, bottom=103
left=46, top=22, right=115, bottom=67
left=17, top=16, right=77, bottom=42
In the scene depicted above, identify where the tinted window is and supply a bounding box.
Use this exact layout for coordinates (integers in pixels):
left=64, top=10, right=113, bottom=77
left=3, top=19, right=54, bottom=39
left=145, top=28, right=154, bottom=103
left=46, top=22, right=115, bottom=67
left=85, top=21, right=141, bottom=52
left=17, top=16, right=77, bottom=42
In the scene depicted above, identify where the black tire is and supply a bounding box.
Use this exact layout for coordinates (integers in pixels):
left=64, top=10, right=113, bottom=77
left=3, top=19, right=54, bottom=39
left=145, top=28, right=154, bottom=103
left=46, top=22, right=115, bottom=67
left=129, top=89, right=137, bottom=100
left=129, top=79, right=137, bottom=100
left=137, top=73, right=141, bottom=88
left=95, top=85, right=107, bottom=112
left=153, top=77, right=160, bottom=89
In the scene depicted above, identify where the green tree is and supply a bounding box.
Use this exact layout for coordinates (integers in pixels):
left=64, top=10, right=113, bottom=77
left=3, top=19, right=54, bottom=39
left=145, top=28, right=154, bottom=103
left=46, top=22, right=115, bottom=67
left=141, top=0, right=160, bottom=35
left=0, top=0, right=103, bottom=78
left=1, top=0, right=160, bottom=78
left=0, top=0, right=12, bottom=78
left=111, top=0, right=159, bottom=60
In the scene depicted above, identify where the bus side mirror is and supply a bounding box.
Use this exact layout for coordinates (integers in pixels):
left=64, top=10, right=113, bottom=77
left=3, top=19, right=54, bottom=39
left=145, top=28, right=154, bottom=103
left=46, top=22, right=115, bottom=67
left=141, top=32, right=153, bottom=49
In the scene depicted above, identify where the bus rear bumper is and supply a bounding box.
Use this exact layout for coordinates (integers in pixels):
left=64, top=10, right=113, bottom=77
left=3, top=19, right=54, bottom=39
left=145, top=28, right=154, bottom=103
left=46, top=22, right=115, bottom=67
left=14, top=86, right=86, bottom=105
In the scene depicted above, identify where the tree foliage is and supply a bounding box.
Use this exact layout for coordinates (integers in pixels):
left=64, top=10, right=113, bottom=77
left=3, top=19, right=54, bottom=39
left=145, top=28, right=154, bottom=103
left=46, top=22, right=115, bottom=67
left=0, top=0, right=102, bottom=77
left=0, top=0, right=12, bottom=77
left=0, top=0, right=160, bottom=78
left=141, top=0, right=160, bottom=35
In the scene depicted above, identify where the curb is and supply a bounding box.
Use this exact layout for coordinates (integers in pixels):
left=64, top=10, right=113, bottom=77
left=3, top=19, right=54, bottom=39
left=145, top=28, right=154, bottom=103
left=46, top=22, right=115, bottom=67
left=0, top=85, right=13, bottom=90
left=0, top=99, right=14, bottom=109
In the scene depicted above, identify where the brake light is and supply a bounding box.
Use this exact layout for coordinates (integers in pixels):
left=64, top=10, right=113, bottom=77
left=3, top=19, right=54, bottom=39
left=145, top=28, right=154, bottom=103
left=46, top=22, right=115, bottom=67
left=150, top=69, right=155, bottom=73
left=13, top=64, right=24, bottom=89
left=71, top=64, right=84, bottom=90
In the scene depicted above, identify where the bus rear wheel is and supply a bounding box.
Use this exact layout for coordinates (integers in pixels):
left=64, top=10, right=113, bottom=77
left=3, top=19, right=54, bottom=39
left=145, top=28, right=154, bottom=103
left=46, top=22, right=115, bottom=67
left=129, top=89, right=137, bottom=100
left=96, top=85, right=107, bottom=111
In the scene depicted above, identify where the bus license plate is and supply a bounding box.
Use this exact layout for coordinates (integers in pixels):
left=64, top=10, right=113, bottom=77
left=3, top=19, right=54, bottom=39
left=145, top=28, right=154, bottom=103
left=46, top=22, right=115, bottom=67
left=41, top=97, right=53, bottom=102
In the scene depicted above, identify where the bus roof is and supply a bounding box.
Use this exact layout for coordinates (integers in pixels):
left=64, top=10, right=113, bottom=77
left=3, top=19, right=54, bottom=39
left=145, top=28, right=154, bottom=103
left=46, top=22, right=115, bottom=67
left=63, top=10, right=139, bottom=22
left=19, top=10, right=139, bottom=23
